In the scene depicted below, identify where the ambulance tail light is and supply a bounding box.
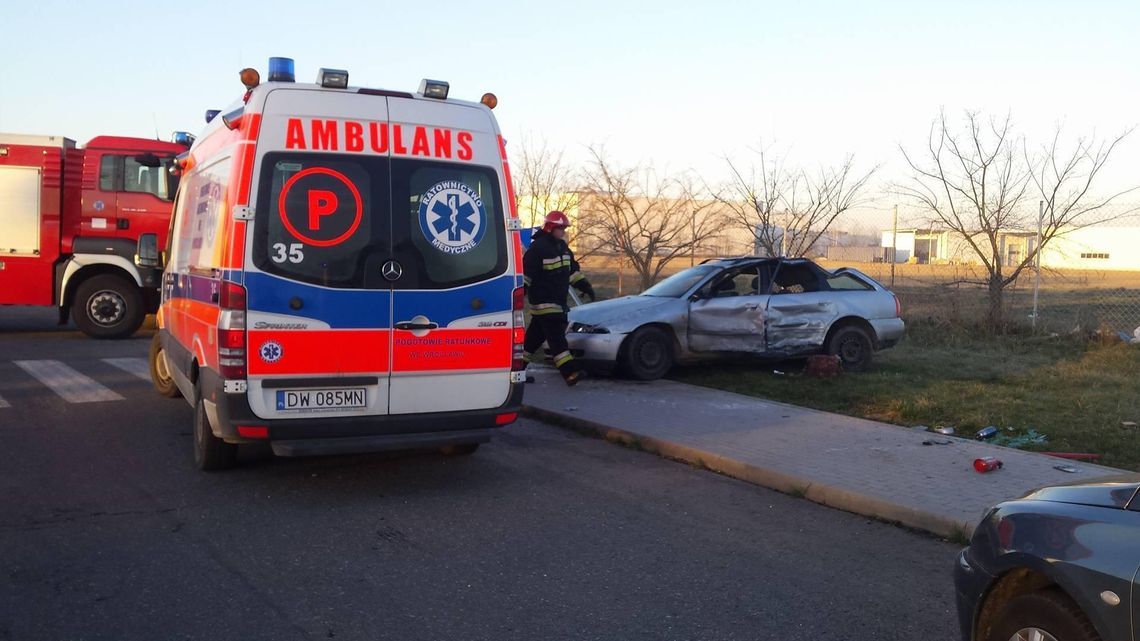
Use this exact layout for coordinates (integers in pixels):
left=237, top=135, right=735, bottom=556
left=217, top=282, right=248, bottom=380
left=511, top=286, right=526, bottom=371
left=317, top=68, right=349, bottom=89
left=268, top=57, right=295, bottom=83
left=419, top=79, right=449, bottom=100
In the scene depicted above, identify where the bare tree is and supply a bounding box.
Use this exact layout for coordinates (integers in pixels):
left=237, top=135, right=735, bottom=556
left=717, top=146, right=877, bottom=258
left=512, top=135, right=580, bottom=228
left=899, top=110, right=1134, bottom=331
left=582, top=147, right=724, bottom=291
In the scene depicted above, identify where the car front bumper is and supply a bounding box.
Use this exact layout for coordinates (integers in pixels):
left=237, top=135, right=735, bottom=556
left=565, top=330, right=626, bottom=365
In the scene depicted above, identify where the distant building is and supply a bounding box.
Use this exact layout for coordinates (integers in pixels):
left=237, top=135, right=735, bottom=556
left=880, top=226, right=1140, bottom=270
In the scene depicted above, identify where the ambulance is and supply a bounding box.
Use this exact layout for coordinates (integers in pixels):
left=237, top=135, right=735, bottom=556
left=137, top=58, right=526, bottom=470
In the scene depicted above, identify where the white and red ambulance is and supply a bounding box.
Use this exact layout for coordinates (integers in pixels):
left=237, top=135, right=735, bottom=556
left=139, top=58, right=526, bottom=469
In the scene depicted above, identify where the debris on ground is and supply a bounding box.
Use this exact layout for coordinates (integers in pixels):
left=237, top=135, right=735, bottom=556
left=564, top=406, right=579, bottom=412
left=975, top=426, right=998, bottom=440
left=804, top=354, right=842, bottom=378
left=1043, top=452, right=1102, bottom=461
left=974, top=457, right=1003, bottom=473
left=992, top=429, right=1048, bottom=449
left=1122, top=421, right=1137, bottom=429
left=934, top=426, right=956, bottom=436
left=1054, top=465, right=1079, bottom=473
left=922, top=439, right=952, bottom=446
left=911, top=425, right=930, bottom=432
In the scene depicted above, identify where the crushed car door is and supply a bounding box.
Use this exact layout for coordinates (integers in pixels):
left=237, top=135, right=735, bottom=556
left=765, top=261, right=840, bottom=354
left=688, top=265, right=770, bottom=353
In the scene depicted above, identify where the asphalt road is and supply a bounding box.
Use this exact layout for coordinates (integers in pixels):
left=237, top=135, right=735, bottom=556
left=0, top=310, right=962, bottom=641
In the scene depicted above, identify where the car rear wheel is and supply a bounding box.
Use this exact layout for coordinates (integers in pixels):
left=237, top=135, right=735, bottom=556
left=621, top=326, right=673, bottom=381
left=827, top=325, right=874, bottom=372
left=149, top=334, right=181, bottom=398
left=194, top=389, right=237, bottom=471
left=986, top=589, right=1098, bottom=641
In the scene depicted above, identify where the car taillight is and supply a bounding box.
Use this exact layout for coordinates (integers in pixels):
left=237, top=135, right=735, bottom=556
left=894, top=294, right=902, bottom=317
left=512, top=286, right=526, bottom=371
left=217, top=282, right=247, bottom=380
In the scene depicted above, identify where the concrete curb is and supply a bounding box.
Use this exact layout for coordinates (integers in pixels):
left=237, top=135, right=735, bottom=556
left=523, top=405, right=975, bottom=541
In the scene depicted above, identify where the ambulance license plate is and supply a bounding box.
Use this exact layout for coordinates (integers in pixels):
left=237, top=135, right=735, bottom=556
left=276, top=388, right=367, bottom=412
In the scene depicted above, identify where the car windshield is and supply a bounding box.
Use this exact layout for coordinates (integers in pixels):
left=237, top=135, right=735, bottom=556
left=641, top=265, right=720, bottom=297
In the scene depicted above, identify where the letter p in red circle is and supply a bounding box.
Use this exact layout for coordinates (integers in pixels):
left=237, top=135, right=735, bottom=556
left=308, top=189, right=338, bottom=230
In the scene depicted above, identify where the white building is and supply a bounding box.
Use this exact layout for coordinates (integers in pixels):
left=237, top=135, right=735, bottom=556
left=881, top=227, right=1140, bottom=271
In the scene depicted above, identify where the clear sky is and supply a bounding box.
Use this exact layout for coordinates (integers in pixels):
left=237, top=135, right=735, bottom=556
left=2, top=0, right=1137, bottom=227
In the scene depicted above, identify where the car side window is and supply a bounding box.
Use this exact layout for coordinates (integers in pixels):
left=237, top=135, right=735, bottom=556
left=772, top=263, right=824, bottom=294
left=827, top=273, right=873, bottom=291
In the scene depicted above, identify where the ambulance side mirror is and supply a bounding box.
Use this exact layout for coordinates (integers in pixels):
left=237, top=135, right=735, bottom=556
left=135, top=233, right=163, bottom=270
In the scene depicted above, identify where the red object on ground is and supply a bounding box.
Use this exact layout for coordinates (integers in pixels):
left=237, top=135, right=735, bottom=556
left=974, top=457, right=1003, bottom=473
left=1041, top=452, right=1102, bottom=461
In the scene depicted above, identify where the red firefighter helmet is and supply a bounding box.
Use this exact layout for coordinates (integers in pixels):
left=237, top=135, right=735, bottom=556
left=542, top=211, right=571, bottom=232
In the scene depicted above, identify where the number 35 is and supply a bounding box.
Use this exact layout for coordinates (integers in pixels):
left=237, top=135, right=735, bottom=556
left=271, top=243, right=304, bottom=264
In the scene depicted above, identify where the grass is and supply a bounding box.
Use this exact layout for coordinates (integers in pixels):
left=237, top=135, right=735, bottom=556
left=670, top=322, right=1140, bottom=471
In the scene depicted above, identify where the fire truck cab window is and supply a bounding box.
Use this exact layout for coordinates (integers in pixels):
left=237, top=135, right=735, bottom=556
left=124, top=155, right=173, bottom=200
left=98, top=156, right=120, bottom=191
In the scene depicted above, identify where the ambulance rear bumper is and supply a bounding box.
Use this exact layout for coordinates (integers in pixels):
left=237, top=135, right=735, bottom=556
left=204, top=369, right=524, bottom=456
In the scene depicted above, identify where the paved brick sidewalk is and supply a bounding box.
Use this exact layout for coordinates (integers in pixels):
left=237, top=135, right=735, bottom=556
left=521, top=368, right=1126, bottom=539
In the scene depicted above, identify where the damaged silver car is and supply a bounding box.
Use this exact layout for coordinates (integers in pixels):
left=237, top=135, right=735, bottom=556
left=566, top=257, right=905, bottom=380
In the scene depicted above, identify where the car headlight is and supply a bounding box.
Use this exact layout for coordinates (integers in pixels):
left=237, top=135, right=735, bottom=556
left=569, top=322, right=610, bottom=334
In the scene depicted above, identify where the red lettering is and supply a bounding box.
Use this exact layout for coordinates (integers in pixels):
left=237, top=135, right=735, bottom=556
left=457, top=131, right=473, bottom=160
left=286, top=118, right=306, bottom=149
left=369, top=122, right=389, bottom=153
left=312, top=119, right=338, bottom=151
left=308, top=190, right=338, bottom=230
left=412, top=127, right=430, bottom=156
left=434, top=129, right=452, bottom=158
left=392, top=124, right=408, bottom=155
left=345, top=121, right=364, bottom=152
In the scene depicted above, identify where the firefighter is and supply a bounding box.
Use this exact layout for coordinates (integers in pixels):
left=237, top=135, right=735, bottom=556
left=523, top=211, right=596, bottom=386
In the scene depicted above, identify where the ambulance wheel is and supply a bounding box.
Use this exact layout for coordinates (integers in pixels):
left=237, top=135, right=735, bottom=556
left=194, top=390, right=237, bottom=471
left=71, top=274, right=144, bottom=339
left=621, top=326, right=673, bottom=381
left=440, top=443, right=480, bottom=456
left=149, top=334, right=181, bottom=398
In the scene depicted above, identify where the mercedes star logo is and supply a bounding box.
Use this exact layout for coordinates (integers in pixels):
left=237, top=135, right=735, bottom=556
left=381, top=260, right=403, bottom=281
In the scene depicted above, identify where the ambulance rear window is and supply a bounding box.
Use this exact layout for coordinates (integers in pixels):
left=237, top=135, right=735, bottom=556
left=389, top=159, right=507, bottom=290
left=253, top=153, right=388, bottom=289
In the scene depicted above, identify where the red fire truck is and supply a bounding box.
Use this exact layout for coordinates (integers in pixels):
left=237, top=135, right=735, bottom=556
left=0, top=132, right=190, bottom=338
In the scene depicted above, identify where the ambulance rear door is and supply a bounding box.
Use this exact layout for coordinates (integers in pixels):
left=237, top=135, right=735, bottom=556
left=244, top=89, right=393, bottom=422
left=385, top=98, right=514, bottom=415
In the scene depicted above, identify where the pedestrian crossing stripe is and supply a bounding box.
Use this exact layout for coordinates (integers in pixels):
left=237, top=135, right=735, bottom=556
left=14, top=360, right=126, bottom=404
left=102, top=358, right=151, bottom=381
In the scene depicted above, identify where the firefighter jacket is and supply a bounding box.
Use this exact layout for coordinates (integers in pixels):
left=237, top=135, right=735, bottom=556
left=523, top=230, right=594, bottom=314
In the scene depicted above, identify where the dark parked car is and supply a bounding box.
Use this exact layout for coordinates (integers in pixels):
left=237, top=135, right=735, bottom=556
left=955, top=476, right=1140, bottom=641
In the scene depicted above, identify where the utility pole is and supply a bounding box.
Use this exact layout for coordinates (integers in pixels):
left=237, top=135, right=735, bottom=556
left=1032, top=199, right=1043, bottom=331
left=780, top=209, right=788, bottom=257
left=890, top=204, right=898, bottom=288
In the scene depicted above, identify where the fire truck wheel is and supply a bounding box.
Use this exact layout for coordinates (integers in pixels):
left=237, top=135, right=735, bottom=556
left=149, top=334, right=181, bottom=398
left=71, top=274, right=145, bottom=339
left=193, top=390, right=237, bottom=471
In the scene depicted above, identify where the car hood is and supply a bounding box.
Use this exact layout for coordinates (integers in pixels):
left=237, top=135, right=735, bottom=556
left=1021, top=475, right=1140, bottom=509
left=569, top=295, right=679, bottom=332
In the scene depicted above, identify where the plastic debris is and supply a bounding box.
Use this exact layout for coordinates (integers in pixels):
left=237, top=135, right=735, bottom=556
left=1122, top=421, right=1137, bottom=429
left=934, top=426, right=956, bottom=436
left=992, top=429, right=1049, bottom=448
left=772, top=370, right=786, bottom=376
left=1054, top=465, right=1079, bottom=473
left=974, top=457, right=1003, bottom=473
left=912, top=425, right=931, bottom=432
left=975, top=426, right=999, bottom=440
